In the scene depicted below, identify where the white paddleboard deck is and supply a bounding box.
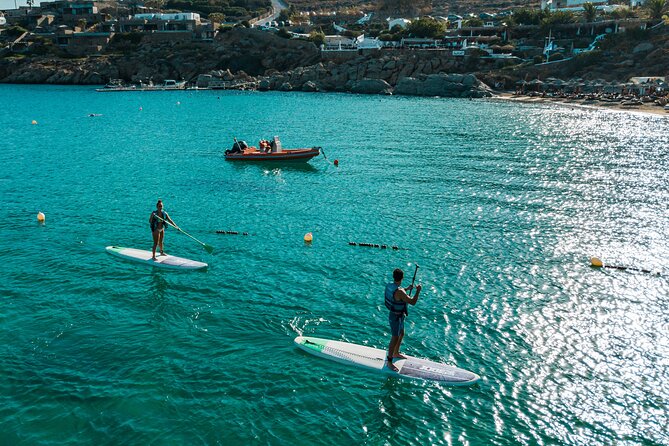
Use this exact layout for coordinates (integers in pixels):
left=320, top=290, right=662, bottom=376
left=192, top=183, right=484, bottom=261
left=106, top=246, right=208, bottom=270
left=294, top=336, right=480, bottom=385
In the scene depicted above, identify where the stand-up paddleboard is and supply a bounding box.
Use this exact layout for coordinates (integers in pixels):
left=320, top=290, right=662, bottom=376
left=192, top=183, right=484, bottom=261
left=294, top=336, right=480, bottom=385
left=105, top=246, right=208, bottom=270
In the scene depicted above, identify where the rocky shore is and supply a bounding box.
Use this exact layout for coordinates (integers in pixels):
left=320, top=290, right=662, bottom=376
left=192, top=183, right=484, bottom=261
left=249, top=54, right=493, bottom=97
left=0, top=28, right=493, bottom=98
left=1, top=27, right=667, bottom=104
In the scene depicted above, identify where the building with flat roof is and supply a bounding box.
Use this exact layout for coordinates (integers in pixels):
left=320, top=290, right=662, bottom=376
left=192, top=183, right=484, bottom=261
left=541, top=0, right=607, bottom=11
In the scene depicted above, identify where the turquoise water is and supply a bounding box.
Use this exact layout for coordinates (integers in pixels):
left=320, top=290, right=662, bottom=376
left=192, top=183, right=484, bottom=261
left=1, top=85, right=668, bottom=445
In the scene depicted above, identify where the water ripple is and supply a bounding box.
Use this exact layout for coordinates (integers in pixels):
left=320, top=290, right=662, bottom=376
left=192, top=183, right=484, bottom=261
left=0, top=86, right=667, bottom=444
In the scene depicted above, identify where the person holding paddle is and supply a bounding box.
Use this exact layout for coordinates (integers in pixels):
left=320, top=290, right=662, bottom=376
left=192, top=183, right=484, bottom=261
left=149, top=199, right=178, bottom=261
left=385, top=267, right=422, bottom=372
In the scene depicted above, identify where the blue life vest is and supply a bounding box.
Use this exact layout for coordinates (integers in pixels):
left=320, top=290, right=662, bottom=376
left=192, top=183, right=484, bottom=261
left=385, top=282, right=407, bottom=315
left=150, top=210, right=167, bottom=231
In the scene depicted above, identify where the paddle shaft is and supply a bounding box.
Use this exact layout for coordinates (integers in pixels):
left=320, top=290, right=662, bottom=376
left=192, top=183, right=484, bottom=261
left=153, top=214, right=213, bottom=252
left=408, top=264, right=419, bottom=296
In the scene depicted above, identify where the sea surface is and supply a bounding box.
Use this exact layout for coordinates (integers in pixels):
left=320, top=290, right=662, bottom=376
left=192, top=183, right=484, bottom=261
left=0, top=85, right=668, bottom=445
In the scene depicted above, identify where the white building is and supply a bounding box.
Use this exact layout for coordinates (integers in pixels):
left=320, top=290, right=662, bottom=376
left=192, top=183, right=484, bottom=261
left=322, top=34, right=362, bottom=51
left=388, top=18, right=411, bottom=30
left=357, top=13, right=373, bottom=25
left=133, top=13, right=201, bottom=22
left=541, top=0, right=607, bottom=11
left=358, top=36, right=382, bottom=49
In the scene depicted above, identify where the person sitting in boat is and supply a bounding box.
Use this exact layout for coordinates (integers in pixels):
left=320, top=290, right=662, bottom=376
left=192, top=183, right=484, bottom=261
left=225, top=139, right=248, bottom=155
left=259, top=139, right=271, bottom=153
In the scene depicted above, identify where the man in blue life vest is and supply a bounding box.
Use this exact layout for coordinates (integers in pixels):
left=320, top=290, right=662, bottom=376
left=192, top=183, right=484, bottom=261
left=385, top=268, right=422, bottom=372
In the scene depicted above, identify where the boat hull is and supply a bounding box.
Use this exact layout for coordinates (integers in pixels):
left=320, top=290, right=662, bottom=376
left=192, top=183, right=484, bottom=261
left=225, top=147, right=320, bottom=162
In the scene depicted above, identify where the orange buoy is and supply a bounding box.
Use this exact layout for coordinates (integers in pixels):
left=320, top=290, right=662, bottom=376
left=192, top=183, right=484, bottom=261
left=37, top=211, right=45, bottom=223
left=31, top=120, right=38, bottom=125
left=304, top=232, right=313, bottom=243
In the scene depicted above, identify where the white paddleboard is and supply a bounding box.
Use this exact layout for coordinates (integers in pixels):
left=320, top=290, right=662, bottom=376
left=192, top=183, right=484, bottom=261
left=105, top=246, right=208, bottom=270
left=294, top=336, right=480, bottom=385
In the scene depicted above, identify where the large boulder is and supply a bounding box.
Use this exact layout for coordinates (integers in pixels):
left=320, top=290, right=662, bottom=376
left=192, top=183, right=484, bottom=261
left=302, top=81, right=319, bottom=92
left=394, top=77, right=421, bottom=95
left=350, top=78, right=392, bottom=95
left=394, top=73, right=491, bottom=97
left=632, top=42, right=654, bottom=54
left=421, top=73, right=464, bottom=96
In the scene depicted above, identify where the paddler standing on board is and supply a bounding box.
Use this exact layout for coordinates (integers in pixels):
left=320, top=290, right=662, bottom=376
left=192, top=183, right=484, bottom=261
left=149, top=199, right=178, bottom=261
left=385, top=268, right=422, bottom=372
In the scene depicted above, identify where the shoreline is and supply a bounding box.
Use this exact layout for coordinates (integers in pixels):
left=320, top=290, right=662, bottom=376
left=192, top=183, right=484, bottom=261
left=493, top=92, right=669, bottom=117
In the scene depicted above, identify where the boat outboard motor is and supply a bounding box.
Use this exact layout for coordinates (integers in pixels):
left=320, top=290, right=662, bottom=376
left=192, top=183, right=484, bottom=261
left=227, top=140, right=248, bottom=155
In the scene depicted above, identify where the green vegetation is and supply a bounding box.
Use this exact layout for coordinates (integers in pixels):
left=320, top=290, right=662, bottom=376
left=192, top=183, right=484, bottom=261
left=378, top=33, right=396, bottom=41
left=5, top=25, right=28, bottom=38
left=464, top=17, right=484, bottom=27
left=208, top=12, right=226, bottom=23
left=277, top=5, right=298, bottom=23
left=308, top=30, right=325, bottom=46
left=406, top=17, right=446, bottom=38
left=609, top=7, right=635, bottom=19
left=512, top=8, right=543, bottom=25
left=582, top=2, right=597, bottom=22
left=647, top=0, right=667, bottom=20
left=163, top=0, right=270, bottom=18
left=541, top=10, right=576, bottom=28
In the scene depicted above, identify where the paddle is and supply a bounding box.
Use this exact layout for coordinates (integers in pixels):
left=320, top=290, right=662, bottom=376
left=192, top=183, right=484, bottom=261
left=154, top=214, right=214, bottom=254
left=407, top=264, right=419, bottom=296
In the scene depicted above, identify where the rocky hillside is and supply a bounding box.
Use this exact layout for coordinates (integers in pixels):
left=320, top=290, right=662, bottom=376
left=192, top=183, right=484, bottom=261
left=482, top=26, right=669, bottom=89
left=0, top=28, right=319, bottom=84
left=0, top=25, right=666, bottom=96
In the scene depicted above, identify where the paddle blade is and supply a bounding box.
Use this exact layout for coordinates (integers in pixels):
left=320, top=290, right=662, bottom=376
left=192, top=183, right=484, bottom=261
left=204, top=244, right=215, bottom=254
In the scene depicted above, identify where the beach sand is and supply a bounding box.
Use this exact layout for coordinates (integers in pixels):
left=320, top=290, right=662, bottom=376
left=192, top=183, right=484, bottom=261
left=494, top=92, right=669, bottom=117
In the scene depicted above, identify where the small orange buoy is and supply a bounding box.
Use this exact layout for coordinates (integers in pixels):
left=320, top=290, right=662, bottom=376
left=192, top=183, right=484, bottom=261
left=334, top=159, right=339, bottom=166
left=31, top=120, right=38, bottom=125
left=304, top=232, right=313, bottom=243
left=37, top=211, right=45, bottom=223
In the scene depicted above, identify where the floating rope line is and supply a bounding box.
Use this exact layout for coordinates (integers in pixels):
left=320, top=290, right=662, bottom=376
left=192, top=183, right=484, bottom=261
left=348, top=242, right=406, bottom=250
left=216, top=230, right=253, bottom=236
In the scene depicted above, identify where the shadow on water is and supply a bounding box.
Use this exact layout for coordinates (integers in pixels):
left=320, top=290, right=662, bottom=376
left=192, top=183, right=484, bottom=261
left=229, top=161, right=320, bottom=174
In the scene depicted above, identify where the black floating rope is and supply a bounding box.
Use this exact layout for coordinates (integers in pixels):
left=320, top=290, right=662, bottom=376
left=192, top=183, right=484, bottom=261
left=216, top=230, right=252, bottom=236
left=348, top=242, right=404, bottom=250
